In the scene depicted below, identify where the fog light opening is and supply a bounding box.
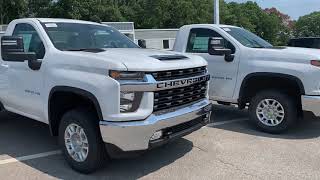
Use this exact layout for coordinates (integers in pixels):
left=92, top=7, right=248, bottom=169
left=204, top=113, right=211, bottom=123
left=150, top=130, right=163, bottom=141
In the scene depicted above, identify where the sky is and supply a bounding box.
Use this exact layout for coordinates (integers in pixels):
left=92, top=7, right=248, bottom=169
left=225, top=0, right=320, bottom=20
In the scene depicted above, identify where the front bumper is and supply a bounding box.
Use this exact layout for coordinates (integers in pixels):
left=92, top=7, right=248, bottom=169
left=302, top=95, right=320, bottom=116
left=99, top=99, right=212, bottom=151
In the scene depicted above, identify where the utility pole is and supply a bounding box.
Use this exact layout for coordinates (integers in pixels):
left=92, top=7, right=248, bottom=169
left=214, top=0, right=220, bottom=24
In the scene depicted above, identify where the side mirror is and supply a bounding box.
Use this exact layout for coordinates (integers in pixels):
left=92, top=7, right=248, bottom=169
left=208, top=37, right=234, bottom=62
left=138, top=39, right=146, bottom=48
left=208, top=37, right=231, bottom=56
left=1, top=36, right=36, bottom=62
left=1, top=36, right=41, bottom=70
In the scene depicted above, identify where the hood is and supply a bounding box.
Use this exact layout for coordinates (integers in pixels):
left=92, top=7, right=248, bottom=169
left=74, top=48, right=207, bottom=71
left=249, top=47, right=320, bottom=63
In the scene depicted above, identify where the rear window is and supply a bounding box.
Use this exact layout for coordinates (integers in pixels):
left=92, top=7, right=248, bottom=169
left=288, top=38, right=320, bottom=49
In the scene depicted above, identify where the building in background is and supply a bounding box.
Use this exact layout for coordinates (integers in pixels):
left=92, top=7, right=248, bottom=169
left=0, top=25, right=7, bottom=35
left=103, top=22, right=178, bottom=50
left=101, top=22, right=136, bottom=41
left=0, top=25, right=7, bottom=31
left=135, top=29, right=178, bottom=50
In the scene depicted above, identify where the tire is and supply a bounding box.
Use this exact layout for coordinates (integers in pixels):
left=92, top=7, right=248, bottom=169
left=58, top=108, right=107, bottom=174
left=249, top=90, right=298, bottom=134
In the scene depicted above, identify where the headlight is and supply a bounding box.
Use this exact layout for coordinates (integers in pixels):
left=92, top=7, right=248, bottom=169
left=120, top=92, right=142, bottom=113
left=110, top=70, right=145, bottom=80
left=110, top=70, right=144, bottom=112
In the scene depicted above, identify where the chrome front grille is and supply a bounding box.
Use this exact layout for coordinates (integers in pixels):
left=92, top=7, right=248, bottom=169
left=151, top=66, right=206, bottom=81
left=154, top=81, right=207, bottom=112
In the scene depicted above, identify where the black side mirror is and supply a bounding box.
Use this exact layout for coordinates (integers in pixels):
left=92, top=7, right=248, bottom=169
left=1, top=36, right=41, bottom=70
left=208, top=37, right=231, bottom=55
left=208, top=37, right=234, bottom=62
left=138, top=39, right=146, bottom=48
left=1, top=36, right=36, bottom=62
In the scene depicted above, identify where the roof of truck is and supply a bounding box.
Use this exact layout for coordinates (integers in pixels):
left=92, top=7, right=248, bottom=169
left=185, top=24, right=240, bottom=28
left=15, top=18, right=103, bottom=25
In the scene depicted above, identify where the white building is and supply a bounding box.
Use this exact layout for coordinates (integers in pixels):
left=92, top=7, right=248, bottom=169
left=101, top=22, right=136, bottom=41
left=102, top=22, right=178, bottom=50
left=135, top=29, right=178, bottom=50
left=0, top=25, right=7, bottom=32
left=0, top=25, right=7, bottom=35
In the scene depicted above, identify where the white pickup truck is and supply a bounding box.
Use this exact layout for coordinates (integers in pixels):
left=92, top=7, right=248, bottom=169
left=0, top=18, right=212, bottom=173
left=174, top=24, right=320, bottom=133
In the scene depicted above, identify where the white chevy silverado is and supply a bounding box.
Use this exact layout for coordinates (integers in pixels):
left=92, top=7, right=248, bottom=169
left=174, top=24, right=320, bottom=133
left=0, top=19, right=212, bottom=173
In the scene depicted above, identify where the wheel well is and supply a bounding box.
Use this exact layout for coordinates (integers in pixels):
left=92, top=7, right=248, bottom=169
left=0, top=101, right=4, bottom=111
left=48, top=87, right=102, bottom=136
left=238, top=73, right=305, bottom=108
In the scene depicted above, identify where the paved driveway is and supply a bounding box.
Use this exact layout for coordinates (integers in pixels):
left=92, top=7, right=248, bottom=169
left=0, top=105, right=320, bottom=180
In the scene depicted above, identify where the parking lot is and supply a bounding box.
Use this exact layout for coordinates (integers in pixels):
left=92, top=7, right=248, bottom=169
left=1, top=105, right=320, bottom=180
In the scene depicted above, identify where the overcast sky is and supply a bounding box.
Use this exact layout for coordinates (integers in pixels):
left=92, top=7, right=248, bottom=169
left=225, top=0, right=320, bottom=20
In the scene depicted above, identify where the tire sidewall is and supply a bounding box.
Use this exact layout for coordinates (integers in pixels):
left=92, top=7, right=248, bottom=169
left=58, top=108, right=106, bottom=173
left=249, top=90, right=297, bottom=133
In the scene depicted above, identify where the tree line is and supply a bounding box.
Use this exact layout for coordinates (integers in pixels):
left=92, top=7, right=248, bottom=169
left=1, top=0, right=319, bottom=45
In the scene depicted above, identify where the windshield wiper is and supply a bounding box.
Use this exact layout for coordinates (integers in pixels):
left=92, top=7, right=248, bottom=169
left=64, top=48, right=106, bottom=52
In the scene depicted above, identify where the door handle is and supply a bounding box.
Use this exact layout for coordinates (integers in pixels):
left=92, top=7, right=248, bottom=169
left=0, top=64, right=9, bottom=68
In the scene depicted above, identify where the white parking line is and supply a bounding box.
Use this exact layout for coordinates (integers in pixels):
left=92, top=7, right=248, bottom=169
left=0, top=119, right=247, bottom=165
left=0, top=150, right=61, bottom=165
left=207, top=118, right=248, bottom=127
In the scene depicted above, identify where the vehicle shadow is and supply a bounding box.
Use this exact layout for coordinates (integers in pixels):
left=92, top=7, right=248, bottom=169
left=0, top=111, right=194, bottom=179
left=210, top=104, right=320, bottom=140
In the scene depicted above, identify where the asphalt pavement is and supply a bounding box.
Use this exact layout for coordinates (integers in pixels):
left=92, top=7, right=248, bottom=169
left=0, top=105, right=320, bottom=180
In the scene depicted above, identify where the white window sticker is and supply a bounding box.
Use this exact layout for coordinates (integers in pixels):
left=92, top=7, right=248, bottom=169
left=45, top=23, right=58, bottom=28
left=223, top=28, right=231, bottom=32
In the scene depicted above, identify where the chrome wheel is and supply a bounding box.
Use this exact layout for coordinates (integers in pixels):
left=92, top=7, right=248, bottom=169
left=64, top=123, right=89, bottom=162
left=256, top=99, right=285, bottom=127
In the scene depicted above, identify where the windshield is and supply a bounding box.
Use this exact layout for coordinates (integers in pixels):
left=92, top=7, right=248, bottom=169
left=42, top=22, right=139, bottom=51
left=222, top=27, right=273, bottom=48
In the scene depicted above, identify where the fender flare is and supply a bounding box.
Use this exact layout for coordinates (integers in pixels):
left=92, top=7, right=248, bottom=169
left=238, top=72, right=305, bottom=106
left=48, top=86, right=103, bottom=134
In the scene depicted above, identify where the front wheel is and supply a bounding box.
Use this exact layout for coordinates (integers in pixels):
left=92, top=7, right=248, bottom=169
left=59, top=108, right=107, bottom=174
left=249, top=90, right=298, bottom=134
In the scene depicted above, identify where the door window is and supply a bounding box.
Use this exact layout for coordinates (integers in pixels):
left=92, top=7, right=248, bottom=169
left=13, top=23, right=45, bottom=59
left=314, top=39, right=320, bottom=49
left=186, top=28, right=235, bottom=53
left=163, top=40, right=170, bottom=49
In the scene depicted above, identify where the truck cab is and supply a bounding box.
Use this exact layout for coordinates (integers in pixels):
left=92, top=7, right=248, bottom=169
left=174, top=24, right=320, bottom=134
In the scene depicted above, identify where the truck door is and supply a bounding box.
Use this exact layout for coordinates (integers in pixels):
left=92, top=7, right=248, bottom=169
left=185, top=28, right=239, bottom=101
left=1, top=23, right=46, bottom=121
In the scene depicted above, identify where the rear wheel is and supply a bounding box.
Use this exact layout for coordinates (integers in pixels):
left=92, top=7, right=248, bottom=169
left=249, top=90, right=298, bottom=134
left=59, top=108, right=107, bottom=174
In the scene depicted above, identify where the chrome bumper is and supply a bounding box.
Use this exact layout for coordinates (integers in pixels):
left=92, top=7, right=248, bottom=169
left=302, top=95, right=320, bottom=116
left=99, top=99, right=212, bottom=151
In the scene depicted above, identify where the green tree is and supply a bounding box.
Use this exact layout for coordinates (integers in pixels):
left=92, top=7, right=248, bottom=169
left=50, top=0, right=124, bottom=22
left=294, top=11, right=320, bottom=37
left=221, top=1, right=285, bottom=45
left=27, top=0, right=53, bottom=17
left=0, top=0, right=293, bottom=45
left=0, top=0, right=27, bottom=24
left=118, top=0, right=214, bottom=29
